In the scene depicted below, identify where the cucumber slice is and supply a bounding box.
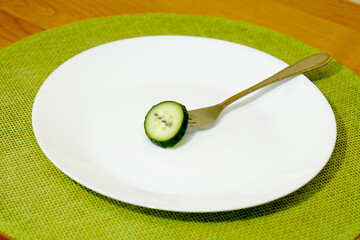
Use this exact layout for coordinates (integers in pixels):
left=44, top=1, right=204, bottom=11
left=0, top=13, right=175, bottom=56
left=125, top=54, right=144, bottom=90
left=144, top=101, right=189, bottom=148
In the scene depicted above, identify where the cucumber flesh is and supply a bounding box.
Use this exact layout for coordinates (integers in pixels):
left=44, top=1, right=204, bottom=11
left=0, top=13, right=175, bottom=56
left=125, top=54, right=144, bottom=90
left=144, top=101, right=189, bottom=148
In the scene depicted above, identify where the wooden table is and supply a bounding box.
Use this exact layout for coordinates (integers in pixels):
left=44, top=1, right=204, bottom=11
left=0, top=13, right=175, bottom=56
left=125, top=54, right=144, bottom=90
left=1, top=1, right=359, bottom=239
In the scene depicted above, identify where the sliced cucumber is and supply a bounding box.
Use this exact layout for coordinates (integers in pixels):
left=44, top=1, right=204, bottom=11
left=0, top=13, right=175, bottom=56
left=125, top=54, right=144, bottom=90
left=144, top=101, right=189, bottom=148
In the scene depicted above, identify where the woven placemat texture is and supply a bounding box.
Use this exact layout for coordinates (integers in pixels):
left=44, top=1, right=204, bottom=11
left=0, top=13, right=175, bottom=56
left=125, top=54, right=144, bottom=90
left=1, top=13, right=359, bottom=240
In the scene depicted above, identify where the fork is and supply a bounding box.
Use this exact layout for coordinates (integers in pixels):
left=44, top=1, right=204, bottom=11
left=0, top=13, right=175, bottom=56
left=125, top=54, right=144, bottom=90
left=187, top=52, right=332, bottom=127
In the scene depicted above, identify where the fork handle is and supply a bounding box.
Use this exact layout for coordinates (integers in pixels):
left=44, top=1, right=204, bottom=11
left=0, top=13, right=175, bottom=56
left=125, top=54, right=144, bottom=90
left=220, top=52, right=332, bottom=109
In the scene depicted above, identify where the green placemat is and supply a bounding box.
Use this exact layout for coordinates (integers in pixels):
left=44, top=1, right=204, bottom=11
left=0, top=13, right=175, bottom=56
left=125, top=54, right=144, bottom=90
left=1, top=13, right=359, bottom=240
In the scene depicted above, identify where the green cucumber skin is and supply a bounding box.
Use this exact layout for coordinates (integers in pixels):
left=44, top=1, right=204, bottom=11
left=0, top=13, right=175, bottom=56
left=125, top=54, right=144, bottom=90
left=144, top=101, right=189, bottom=148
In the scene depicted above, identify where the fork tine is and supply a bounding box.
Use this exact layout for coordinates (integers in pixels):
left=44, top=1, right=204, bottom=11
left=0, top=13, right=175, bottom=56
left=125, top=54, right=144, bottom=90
left=187, top=113, right=198, bottom=126
left=188, top=122, right=198, bottom=126
left=187, top=115, right=198, bottom=126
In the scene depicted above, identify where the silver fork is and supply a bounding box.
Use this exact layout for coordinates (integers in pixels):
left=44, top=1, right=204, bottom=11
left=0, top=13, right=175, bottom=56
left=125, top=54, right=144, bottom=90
left=187, top=52, right=332, bottom=127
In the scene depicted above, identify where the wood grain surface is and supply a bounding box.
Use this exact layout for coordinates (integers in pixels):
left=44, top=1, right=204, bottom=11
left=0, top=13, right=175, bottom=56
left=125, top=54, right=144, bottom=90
left=0, top=0, right=359, bottom=239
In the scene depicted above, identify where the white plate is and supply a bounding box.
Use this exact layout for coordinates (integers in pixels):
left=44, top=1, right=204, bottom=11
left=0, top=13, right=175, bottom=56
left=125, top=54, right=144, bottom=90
left=32, top=36, right=336, bottom=212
